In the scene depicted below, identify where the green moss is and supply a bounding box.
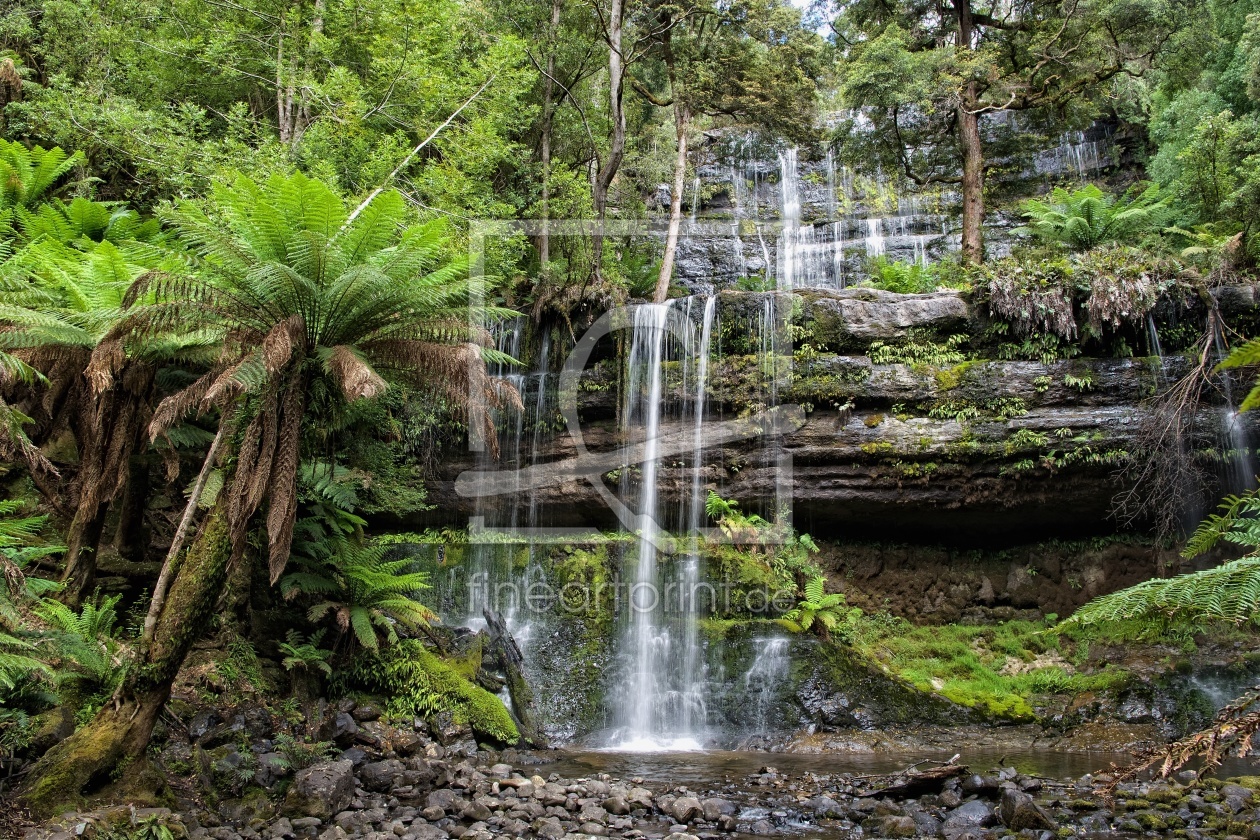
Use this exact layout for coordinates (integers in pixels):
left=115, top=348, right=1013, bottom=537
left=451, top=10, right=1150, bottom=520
left=864, top=414, right=884, bottom=427
left=933, top=360, right=980, bottom=391
left=846, top=616, right=1131, bottom=723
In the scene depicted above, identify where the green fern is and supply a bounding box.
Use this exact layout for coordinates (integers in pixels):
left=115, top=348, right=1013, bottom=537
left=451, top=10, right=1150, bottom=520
left=783, top=575, right=862, bottom=640
left=283, top=539, right=435, bottom=653
left=1061, top=489, right=1260, bottom=635
left=34, top=595, right=124, bottom=694
left=1218, top=338, right=1260, bottom=412
left=278, top=629, right=333, bottom=676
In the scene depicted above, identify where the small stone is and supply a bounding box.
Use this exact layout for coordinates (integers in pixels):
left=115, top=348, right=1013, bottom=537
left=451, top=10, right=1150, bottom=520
left=602, top=797, right=630, bottom=816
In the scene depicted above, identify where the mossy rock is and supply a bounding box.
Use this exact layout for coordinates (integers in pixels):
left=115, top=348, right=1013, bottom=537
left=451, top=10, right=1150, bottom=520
left=348, top=641, right=519, bottom=746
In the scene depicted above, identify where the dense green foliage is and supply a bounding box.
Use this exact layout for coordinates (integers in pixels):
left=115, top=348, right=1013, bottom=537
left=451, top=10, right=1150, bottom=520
left=0, top=0, right=1258, bottom=807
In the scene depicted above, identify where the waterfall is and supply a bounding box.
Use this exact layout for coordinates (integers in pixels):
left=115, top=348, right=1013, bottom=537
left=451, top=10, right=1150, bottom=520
left=690, top=175, right=702, bottom=225
left=1146, top=314, right=1163, bottom=360
left=865, top=218, right=885, bottom=258
left=1211, top=315, right=1257, bottom=494
left=742, top=637, right=790, bottom=734
left=612, top=297, right=716, bottom=751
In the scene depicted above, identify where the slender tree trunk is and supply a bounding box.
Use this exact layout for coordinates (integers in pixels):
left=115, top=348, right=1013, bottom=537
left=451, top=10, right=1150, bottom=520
left=653, top=100, right=689, bottom=303
left=957, top=3, right=984, bottom=264
left=21, top=505, right=232, bottom=818
left=591, top=0, right=627, bottom=278
left=143, top=419, right=230, bottom=649
left=538, top=0, right=562, bottom=268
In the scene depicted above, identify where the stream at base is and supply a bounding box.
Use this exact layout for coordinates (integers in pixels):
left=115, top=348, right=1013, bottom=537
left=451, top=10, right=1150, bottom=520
left=536, top=748, right=1260, bottom=788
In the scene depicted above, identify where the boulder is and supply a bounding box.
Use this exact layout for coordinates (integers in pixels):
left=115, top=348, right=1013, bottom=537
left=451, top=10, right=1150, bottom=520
left=359, top=759, right=405, bottom=793
left=283, top=761, right=355, bottom=819
left=942, top=799, right=995, bottom=830
left=627, top=787, right=655, bottom=811
left=999, top=788, right=1056, bottom=832
left=702, top=798, right=737, bottom=821
left=879, top=815, right=918, bottom=838
left=671, top=797, right=703, bottom=824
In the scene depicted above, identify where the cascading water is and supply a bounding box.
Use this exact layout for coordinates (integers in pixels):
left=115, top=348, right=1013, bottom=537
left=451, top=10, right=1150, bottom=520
left=611, top=297, right=716, bottom=751
left=770, top=147, right=944, bottom=288
left=742, top=637, right=790, bottom=734
left=777, top=149, right=802, bottom=291
left=864, top=217, right=885, bottom=258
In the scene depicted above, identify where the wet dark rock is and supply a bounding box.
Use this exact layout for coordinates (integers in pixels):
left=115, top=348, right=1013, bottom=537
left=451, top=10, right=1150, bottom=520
left=189, top=710, right=223, bottom=741
left=318, top=712, right=359, bottom=747
left=427, top=789, right=465, bottom=812
left=961, top=775, right=1000, bottom=797
left=256, top=752, right=291, bottom=788
left=461, top=801, right=493, bottom=822
left=602, top=796, right=631, bottom=816
left=351, top=703, right=382, bottom=722
left=943, top=799, right=995, bottom=829
left=284, top=761, right=356, bottom=819
left=431, top=712, right=473, bottom=745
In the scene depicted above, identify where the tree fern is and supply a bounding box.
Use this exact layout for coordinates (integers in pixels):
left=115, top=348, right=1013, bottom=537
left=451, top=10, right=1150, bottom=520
left=1015, top=183, right=1172, bottom=251
left=1218, top=338, right=1260, bottom=412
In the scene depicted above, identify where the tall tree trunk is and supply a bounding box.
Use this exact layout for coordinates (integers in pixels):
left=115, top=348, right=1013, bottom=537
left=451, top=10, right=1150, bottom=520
left=538, top=0, right=562, bottom=268
left=591, top=0, right=627, bottom=278
left=653, top=100, right=689, bottom=303
left=21, top=505, right=231, bottom=818
left=59, top=504, right=107, bottom=608
left=957, top=3, right=984, bottom=264
left=113, top=456, right=150, bottom=563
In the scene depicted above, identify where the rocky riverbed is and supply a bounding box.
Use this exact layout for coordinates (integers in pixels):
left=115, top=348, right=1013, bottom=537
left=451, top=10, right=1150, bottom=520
left=17, top=698, right=1260, bottom=840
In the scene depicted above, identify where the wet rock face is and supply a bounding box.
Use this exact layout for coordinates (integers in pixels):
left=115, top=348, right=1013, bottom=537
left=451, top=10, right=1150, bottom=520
left=798, top=288, right=971, bottom=347
left=416, top=287, right=1242, bottom=544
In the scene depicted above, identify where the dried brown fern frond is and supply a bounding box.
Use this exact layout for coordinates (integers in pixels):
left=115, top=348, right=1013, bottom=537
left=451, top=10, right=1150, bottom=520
left=1102, top=684, right=1260, bottom=796
left=327, top=345, right=386, bottom=402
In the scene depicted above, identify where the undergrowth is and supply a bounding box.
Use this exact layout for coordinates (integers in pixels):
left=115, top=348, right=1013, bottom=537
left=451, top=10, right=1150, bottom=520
left=343, top=639, right=519, bottom=744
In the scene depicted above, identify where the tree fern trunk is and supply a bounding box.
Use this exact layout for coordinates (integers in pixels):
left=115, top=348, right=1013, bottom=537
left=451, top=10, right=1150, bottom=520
left=21, top=503, right=231, bottom=818
left=59, top=502, right=107, bottom=608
